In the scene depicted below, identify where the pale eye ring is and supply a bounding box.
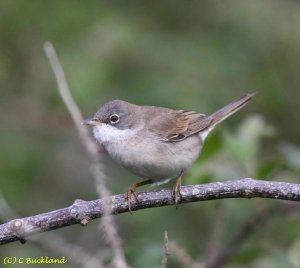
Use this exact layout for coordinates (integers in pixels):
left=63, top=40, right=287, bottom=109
left=109, top=114, right=120, bottom=124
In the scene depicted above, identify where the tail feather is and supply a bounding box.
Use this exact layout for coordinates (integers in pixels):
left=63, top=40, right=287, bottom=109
left=209, top=92, right=256, bottom=127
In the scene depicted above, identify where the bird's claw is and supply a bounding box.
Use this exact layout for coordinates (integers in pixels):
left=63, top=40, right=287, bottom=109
left=126, top=185, right=139, bottom=214
left=172, top=175, right=183, bottom=208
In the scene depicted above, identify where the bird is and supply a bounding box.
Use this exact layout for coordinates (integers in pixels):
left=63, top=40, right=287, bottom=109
left=83, top=93, right=255, bottom=211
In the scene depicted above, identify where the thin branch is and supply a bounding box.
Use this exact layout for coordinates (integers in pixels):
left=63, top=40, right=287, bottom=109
left=161, top=232, right=169, bottom=268
left=43, top=42, right=97, bottom=157
left=1, top=178, right=300, bottom=245
left=43, top=42, right=128, bottom=268
left=169, top=240, right=203, bottom=268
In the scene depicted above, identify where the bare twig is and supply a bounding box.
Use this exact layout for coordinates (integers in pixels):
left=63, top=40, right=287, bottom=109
left=169, top=240, right=203, bottom=268
left=2, top=178, right=300, bottom=245
left=161, top=232, right=169, bottom=268
left=43, top=43, right=96, bottom=156
left=43, top=42, right=128, bottom=268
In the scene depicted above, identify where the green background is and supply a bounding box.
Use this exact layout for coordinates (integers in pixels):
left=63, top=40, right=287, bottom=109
left=1, top=1, right=300, bottom=267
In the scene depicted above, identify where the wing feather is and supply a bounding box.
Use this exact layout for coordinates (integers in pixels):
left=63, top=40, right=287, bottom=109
left=147, top=109, right=213, bottom=142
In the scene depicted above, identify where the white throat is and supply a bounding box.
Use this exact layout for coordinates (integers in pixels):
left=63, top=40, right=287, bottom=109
left=93, top=124, right=136, bottom=144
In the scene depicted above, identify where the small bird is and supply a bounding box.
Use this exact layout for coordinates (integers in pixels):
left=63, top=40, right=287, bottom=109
left=84, top=93, right=255, bottom=211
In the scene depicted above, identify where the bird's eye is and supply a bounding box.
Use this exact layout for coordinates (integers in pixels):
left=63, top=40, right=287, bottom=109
left=109, top=114, right=120, bottom=124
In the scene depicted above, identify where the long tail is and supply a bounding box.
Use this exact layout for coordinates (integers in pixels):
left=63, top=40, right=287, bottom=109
left=209, top=92, right=256, bottom=127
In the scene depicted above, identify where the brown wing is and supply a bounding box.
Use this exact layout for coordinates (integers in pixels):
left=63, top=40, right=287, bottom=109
left=147, top=109, right=213, bottom=142
left=145, top=93, right=254, bottom=142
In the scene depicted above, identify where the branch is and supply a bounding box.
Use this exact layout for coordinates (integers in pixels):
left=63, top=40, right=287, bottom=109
left=1, top=178, right=300, bottom=245
left=0, top=193, right=104, bottom=268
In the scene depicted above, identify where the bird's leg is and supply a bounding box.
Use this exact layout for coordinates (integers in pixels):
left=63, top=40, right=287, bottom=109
left=172, top=171, right=184, bottom=208
left=127, top=179, right=153, bottom=213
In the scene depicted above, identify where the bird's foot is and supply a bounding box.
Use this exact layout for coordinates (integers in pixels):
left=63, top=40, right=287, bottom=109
left=125, top=179, right=154, bottom=214
left=126, top=184, right=139, bottom=214
left=172, top=175, right=183, bottom=208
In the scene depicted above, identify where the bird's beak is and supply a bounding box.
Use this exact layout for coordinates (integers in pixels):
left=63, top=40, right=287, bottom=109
left=82, top=118, right=102, bottom=126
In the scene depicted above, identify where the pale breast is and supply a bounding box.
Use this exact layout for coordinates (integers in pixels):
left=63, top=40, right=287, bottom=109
left=102, top=129, right=203, bottom=180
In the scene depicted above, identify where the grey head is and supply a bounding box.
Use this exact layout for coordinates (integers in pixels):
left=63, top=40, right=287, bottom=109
left=84, top=100, right=139, bottom=130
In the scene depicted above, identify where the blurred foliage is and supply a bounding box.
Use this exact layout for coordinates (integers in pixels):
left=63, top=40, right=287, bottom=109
left=1, top=1, right=300, bottom=267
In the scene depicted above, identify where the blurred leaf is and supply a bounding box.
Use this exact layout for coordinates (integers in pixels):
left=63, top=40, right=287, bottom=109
left=0, top=129, right=49, bottom=203
left=223, top=115, right=275, bottom=172
left=256, top=161, right=282, bottom=179
left=251, top=255, right=293, bottom=268
left=231, top=247, right=265, bottom=265
left=199, top=131, right=223, bottom=161
left=131, top=243, right=163, bottom=268
left=279, top=142, right=300, bottom=173
left=288, top=238, right=300, bottom=268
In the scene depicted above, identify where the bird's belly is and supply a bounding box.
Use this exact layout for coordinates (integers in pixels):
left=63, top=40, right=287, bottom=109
left=103, top=135, right=202, bottom=180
